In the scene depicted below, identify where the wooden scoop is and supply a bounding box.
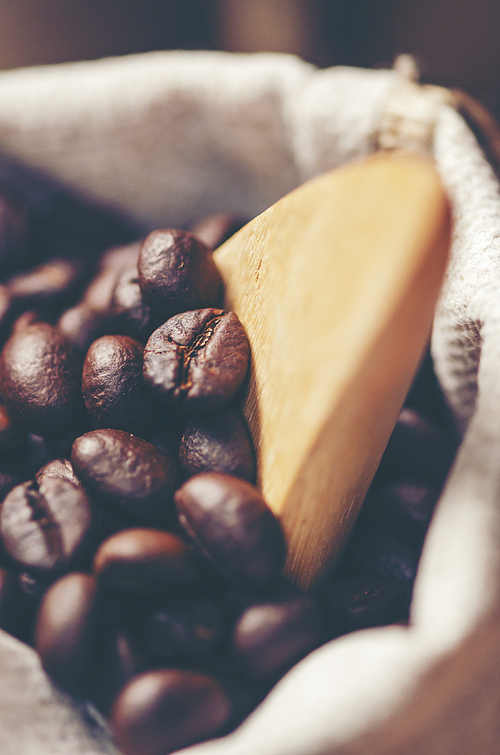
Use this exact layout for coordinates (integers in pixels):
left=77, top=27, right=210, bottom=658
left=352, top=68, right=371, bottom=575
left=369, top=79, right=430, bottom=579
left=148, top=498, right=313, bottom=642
left=214, top=152, right=451, bottom=591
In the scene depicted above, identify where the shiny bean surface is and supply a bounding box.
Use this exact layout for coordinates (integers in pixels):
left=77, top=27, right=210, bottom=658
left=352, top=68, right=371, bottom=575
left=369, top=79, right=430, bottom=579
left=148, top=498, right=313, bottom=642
left=71, top=429, right=181, bottom=527
left=111, top=669, right=232, bottom=755
left=138, top=229, right=222, bottom=321
left=175, top=473, right=285, bottom=588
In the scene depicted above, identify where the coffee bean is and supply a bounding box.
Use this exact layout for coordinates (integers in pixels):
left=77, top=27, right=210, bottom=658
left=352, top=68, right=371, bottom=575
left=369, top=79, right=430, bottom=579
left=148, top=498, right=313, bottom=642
left=175, top=473, right=285, bottom=588
left=35, top=457, right=79, bottom=486
left=94, top=528, right=202, bottom=593
left=82, top=335, right=157, bottom=435
left=82, top=241, right=141, bottom=314
left=141, top=595, right=224, bottom=662
left=35, top=572, right=102, bottom=693
left=138, top=229, right=222, bottom=321
left=110, top=265, right=154, bottom=341
left=58, top=303, right=108, bottom=353
left=321, top=575, right=412, bottom=637
left=179, top=407, right=256, bottom=483
left=360, top=481, right=439, bottom=548
left=375, top=408, right=458, bottom=487
left=143, top=309, right=249, bottom=415
left=71, top=429, right=181, bottom=527
left=0, top=477, right=95, bottom=578
left=0, top=321, right=83, bottom=437
left=111, top=669, right=232, bottom=755
left=8, top=258, right=87, bottom=313
left=230, top=585, right=323, bottom=681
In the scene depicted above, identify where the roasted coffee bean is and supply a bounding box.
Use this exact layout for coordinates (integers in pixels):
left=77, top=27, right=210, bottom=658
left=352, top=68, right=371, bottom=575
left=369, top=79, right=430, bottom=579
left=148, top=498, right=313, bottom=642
left=230, top=586, right=323, bottom=681
left=35, top=572, right=102, bottom=693
left=321, top=575, right=412, bottom=638
left=35, top=457, right=79, bottom=486
left=111, top=669, right=232, bottom=755
left=71, top=429, right=181, bottom=527
left=375, top=408, right=458, bottom=488
left=143, top=309, right=250, bottom=415
left=110, top=265, right=155, bottom=341
left=138, top=229, right=222, bottom=321
left=179, top=407, right=256, bottom=483
left=82, top=335, right=157, bottom=435
left=190, top=213, right=246, bottom=250
left=0, top=403, right=26, bottom=452
left=58, top=303, right=108, bottom=353
left=141, top=595, right=224, bottom=662
left=82, top=241, right=141, bottom=314
left=0, top=321, right=83, bottom=437
left=175, top=473, right=285, bottom=588
left=360, top=481, right=439, bottom=548
left=340, top=530, right=418, bottom=583
left=8, top=258, right=87, bottom=313
left=0, top=477, right=95, bottom=578
left=94, top=528, right=202, bottom=593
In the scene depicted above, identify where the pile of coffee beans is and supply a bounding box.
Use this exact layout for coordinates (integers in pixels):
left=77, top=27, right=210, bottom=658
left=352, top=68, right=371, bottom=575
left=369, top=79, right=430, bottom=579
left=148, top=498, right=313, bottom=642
left=0, top=177, right=459, bottom=755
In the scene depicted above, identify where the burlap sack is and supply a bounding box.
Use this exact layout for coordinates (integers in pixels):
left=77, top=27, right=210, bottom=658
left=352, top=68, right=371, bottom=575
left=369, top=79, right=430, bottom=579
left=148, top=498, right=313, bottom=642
left=0, top=50, right=497, bottom=755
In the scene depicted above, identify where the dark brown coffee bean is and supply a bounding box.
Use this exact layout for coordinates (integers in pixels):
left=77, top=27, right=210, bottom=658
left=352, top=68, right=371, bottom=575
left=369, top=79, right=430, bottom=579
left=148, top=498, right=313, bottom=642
left=143, top=309, right=249, bottom=415
left=179, top=407, right=256, bottom=482
left=58, top=303, right=108, bottom=353
left=141, top=595, right=224, bottom=662
left=0, top=477, right=95, bottom=578
left=82, top=335, right=157, bottom=435
left=321, top=575, right=412, bottom=638
left=230, top=586, right=323, bottom=681
left=110, top=265, right=155, bottom=341
left=35, top=457, right=79, bottom=486
left=71, top=429, right=181, bottom=527
left=35, top=572, right=102, bottom=693
left=175, top=473, right=285, bottom=588
left=0, top=321, right=83, bottom=437
left=138, top=229, right=222, bottom=321
left=111, top=669, right=232, bottom=755
left=360, top=481, right=439, bottom=548
left=82, top=241, right=141, bottom=314
left=340, top=530, right=418, bottom=583
left=94, top=528, right=202, bottom=593
left=8, top=258, right=86, bottom=312
left=190, top=213, right=246, bottom=250
left=375, top=408, right=458, bottom=487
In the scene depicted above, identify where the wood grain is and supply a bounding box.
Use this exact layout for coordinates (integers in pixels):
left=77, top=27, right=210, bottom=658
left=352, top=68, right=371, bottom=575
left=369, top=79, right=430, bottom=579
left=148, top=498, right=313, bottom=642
left=214, top=152, right=451, bottom=590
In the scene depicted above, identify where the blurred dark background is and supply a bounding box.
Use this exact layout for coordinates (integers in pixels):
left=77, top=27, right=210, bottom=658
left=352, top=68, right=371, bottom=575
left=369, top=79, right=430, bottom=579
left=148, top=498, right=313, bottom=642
left=0, top=0, right=499, bottom=117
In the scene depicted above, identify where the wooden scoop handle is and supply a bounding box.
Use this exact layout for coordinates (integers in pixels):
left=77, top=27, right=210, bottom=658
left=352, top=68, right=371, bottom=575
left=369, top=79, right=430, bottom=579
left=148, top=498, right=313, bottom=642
left=214, top=153, right=451, bottom=590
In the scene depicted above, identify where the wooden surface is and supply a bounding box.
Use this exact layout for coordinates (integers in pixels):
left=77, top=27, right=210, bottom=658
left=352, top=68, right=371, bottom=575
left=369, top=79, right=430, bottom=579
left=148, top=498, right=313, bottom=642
left=214, top=153, right=450, bottom=590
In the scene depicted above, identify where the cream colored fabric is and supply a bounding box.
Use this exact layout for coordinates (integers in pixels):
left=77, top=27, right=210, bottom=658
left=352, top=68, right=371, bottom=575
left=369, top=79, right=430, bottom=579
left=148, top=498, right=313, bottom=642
left=0, top=51, right=496, bottom=754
